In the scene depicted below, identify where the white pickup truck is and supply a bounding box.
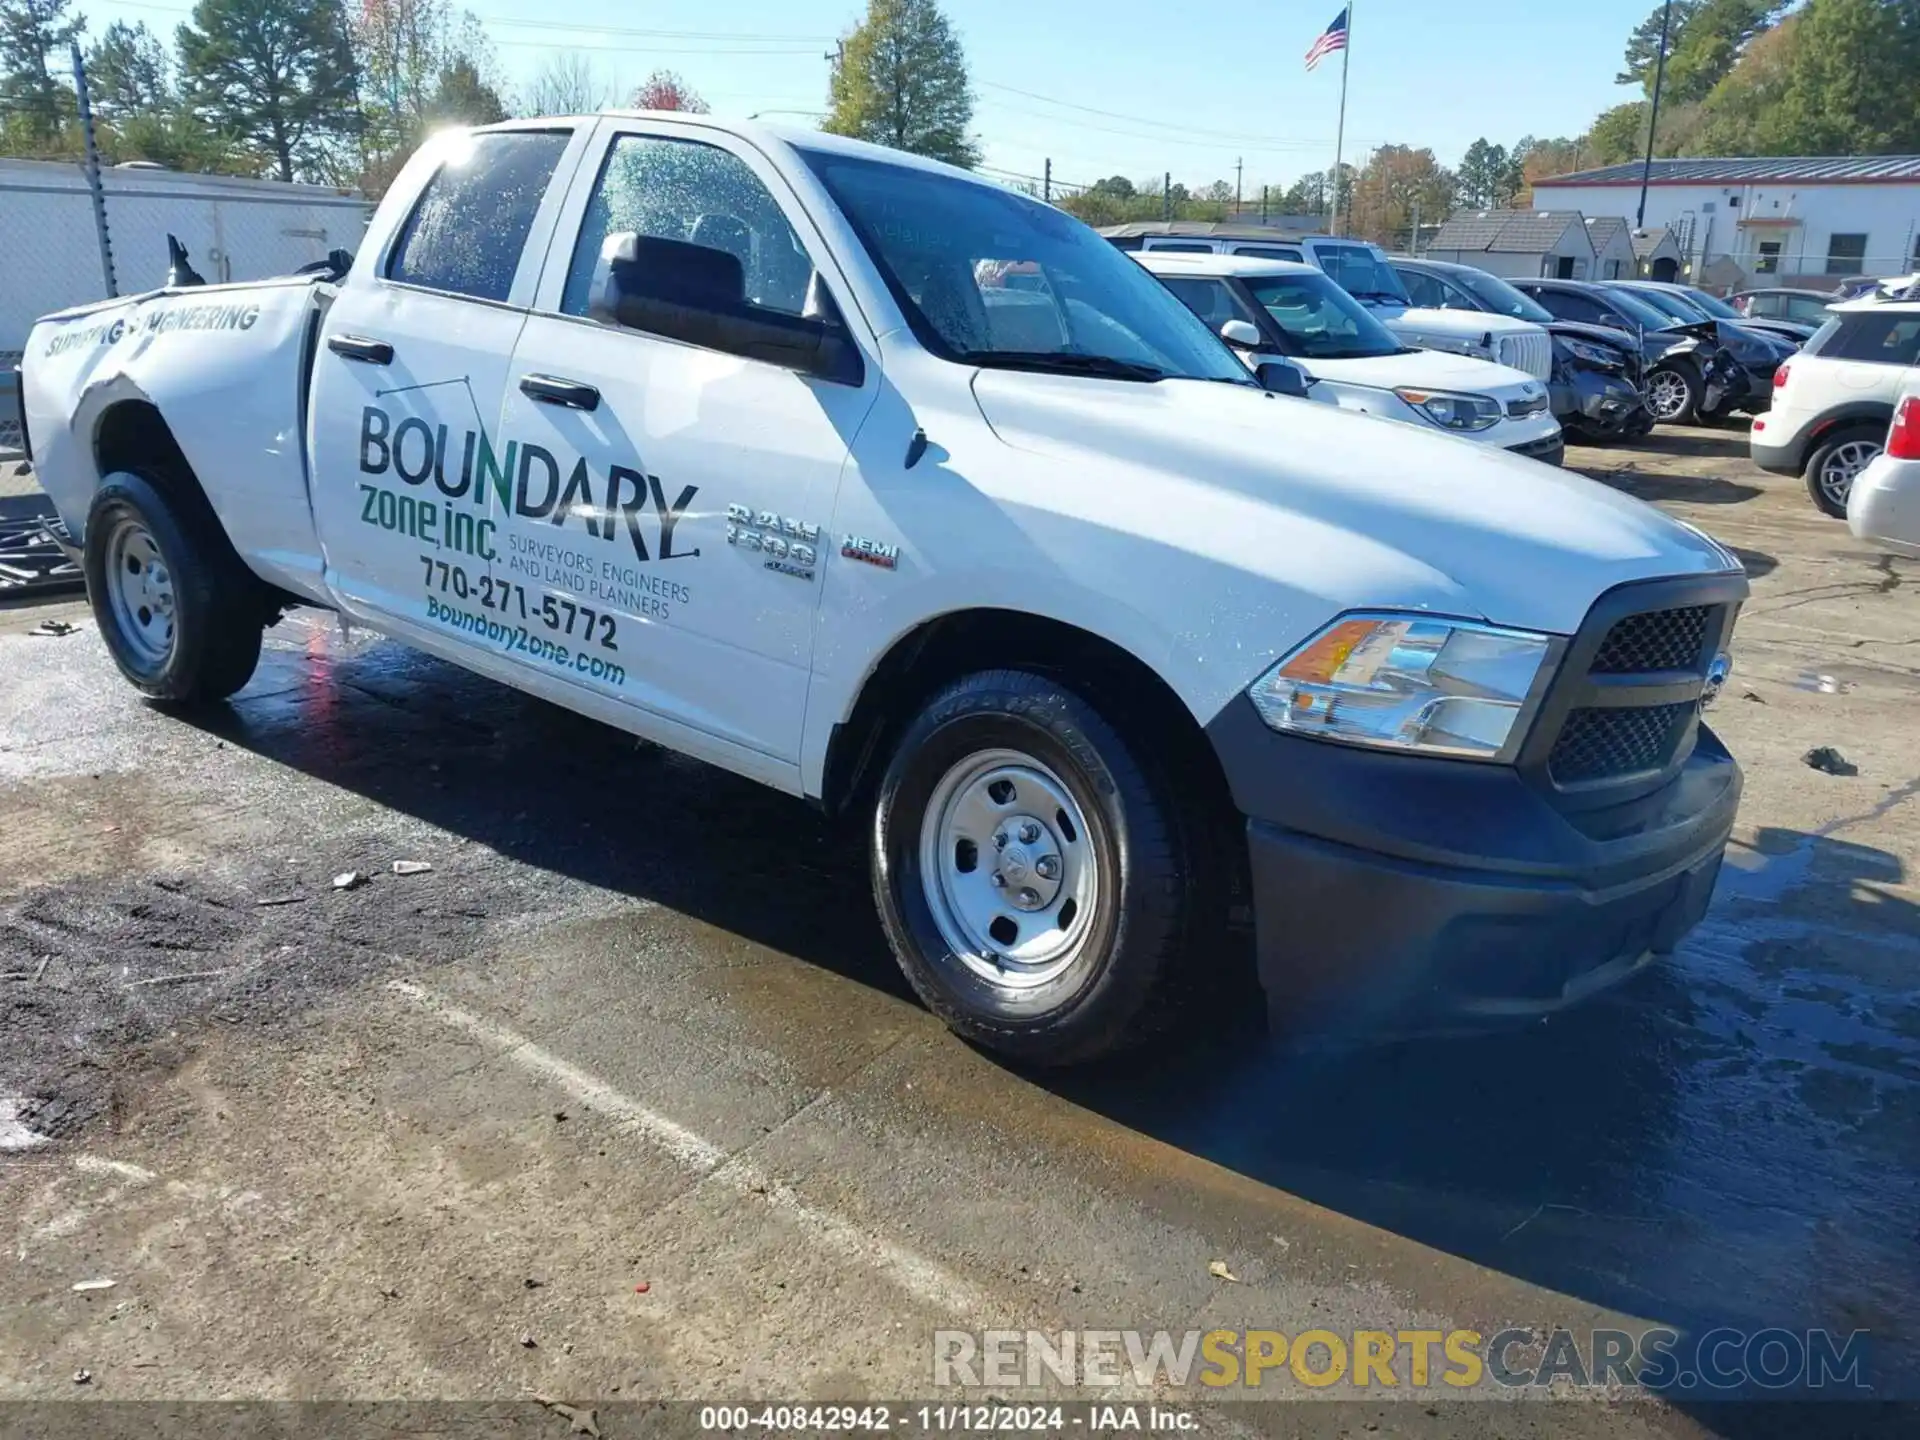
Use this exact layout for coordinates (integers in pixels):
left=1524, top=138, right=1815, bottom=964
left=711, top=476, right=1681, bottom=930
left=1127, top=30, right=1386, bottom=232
left=22, top=115, right=1747, bottom=1065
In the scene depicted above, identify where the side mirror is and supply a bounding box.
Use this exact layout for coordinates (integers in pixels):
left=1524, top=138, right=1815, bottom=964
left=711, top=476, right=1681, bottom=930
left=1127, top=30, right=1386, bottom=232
left=1219, top=319, right=1263, bottom=350
left=587, top=231, right=862, bottom=386
left=1256, top=360, right=1311, bottom=398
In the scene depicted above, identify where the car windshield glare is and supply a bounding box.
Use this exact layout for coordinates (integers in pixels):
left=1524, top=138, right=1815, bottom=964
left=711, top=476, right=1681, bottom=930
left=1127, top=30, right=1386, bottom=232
left=1318, top=244, right=1411, bottom=304
left=797, top=149, right=1250, bottom=384
left=1627, top=287, right=1706, bottom=325
left=1452, top=270, right=1554, bottom=323
left=1681, top=287, right=1740, bottom=319
left=1243, top=273, right=1403, bottom=359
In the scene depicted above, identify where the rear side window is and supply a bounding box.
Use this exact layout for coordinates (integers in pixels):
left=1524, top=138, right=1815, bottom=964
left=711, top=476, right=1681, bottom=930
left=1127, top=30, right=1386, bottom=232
left=1106, top=235, right=1144, bottom=252
left=387, top=131, right=572, bottom=302
left=1814, top=311, right=1920, bottom=366
left=1232, top=245, right=1303, bottom=262
left=1145, top=241, right=1216, bottom=254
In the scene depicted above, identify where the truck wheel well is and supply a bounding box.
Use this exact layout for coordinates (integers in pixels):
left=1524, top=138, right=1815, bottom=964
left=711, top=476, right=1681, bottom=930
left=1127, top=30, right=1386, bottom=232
left=94, top=401, right=203, bottom=513
left=91, top=400, right=285, bottom=618
left=823, top=610, right=1240, bottom=856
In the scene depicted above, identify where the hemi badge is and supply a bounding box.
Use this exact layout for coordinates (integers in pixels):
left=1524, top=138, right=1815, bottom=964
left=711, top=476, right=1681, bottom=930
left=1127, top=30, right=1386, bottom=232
left=841, top=535, right=899, bottom=570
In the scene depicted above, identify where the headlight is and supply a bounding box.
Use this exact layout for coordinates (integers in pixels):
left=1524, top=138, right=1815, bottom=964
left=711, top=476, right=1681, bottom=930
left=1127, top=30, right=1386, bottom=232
left=1247, top=613, right=1556, bottom=760
left=1394, top=387, right=1502, bottom=432
left=1561, top=338, right=1619, bottom=367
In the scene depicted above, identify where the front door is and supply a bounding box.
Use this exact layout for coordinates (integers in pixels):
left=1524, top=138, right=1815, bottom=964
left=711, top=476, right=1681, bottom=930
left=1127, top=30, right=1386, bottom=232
left=308, top=125, right=589, bottom=634
left=496, top=122, right=880, bottom=765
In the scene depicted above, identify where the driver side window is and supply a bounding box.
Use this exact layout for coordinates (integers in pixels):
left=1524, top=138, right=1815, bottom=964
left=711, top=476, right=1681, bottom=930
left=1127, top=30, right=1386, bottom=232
left=1398, top=270, right=1446, bottom=308
left=561, top=135, right=813, bottom=319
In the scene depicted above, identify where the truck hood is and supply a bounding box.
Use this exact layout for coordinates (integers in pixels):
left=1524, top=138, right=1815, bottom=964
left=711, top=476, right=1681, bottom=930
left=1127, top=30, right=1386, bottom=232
left=969, top=371, right=1739, bottom=636
left=1367, top=303, right=1541, bottom=339
left=1298, top=348, right=1541, bottom=397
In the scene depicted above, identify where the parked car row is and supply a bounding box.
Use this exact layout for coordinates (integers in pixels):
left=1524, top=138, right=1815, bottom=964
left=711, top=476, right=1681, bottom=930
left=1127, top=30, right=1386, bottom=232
left=1098, top=224, right=1813, bottom=457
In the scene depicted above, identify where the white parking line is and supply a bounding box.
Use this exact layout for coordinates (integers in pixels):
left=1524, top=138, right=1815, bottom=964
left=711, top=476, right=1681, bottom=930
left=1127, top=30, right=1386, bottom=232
left=385, top=979, right=993, bottom=1321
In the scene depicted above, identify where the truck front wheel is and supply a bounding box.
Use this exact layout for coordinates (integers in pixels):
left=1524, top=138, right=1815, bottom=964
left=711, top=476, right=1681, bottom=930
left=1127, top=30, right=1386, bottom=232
left=84, top=472, right=264, bottom=703
left=871, top=669, right=1199, bottom=1066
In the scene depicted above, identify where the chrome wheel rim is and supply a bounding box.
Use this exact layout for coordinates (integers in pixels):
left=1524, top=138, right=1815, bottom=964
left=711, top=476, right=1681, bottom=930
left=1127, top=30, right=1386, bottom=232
left=1647, top=370, right=1690, bottom=421
left=917, top=748, right=1099, bottom=991
left=103, top=517, right=176, bottom=669
left=1817, top=440, right=1879, bottom=509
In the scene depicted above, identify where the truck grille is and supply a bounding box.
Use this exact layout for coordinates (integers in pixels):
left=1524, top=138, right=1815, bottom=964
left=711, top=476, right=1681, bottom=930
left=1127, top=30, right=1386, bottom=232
left=1496, top=331, right=1553, bottom=381
left=1549, top=703, right=1695, bottom=785
left=1591, top=605, right=1712, bottom=673
left=1526, top=584, right=1743, bottom=795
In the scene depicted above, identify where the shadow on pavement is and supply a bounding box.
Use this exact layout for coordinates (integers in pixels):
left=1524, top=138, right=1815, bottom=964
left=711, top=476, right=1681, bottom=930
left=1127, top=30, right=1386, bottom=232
left=1577, top=466, right=1766, bottom=507
left=182, top=626, right=1920, bottom=1404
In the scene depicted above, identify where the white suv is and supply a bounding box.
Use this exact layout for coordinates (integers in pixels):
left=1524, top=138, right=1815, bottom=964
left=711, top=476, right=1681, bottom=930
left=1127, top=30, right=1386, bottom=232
left=1138, top=253, right=1563, bottom=463
left=1102, top=226, right=1553, bottom=381
left=1752, top=296, right=1920, bottom=517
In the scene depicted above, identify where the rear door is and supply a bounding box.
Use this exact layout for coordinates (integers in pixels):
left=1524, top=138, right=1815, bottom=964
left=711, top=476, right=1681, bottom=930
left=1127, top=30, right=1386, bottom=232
left=308, top=125, right=591, bottom=631
left=496, top=120, right=881, bottom=767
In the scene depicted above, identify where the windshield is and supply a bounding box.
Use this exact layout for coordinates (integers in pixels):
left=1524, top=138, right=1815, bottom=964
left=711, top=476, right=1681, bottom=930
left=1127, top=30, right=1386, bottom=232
left=1316, top=243, right=1411, bottom=304
left=1604, top=286, right=1681, bottom=332
left=1678, top=287, right=1741, bottom=319
left=1243, top=272, right=1403, bottom=359
left=1623, top=286, right=1708, bottom=325
left=798, top=149, right=1250, bottom=384
left=1448, top=269, right=1554, bottom=323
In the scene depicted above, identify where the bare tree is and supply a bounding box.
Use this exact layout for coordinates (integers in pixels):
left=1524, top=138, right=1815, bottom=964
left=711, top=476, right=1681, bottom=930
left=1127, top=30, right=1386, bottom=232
left=520, top=52, right=604, bottom=117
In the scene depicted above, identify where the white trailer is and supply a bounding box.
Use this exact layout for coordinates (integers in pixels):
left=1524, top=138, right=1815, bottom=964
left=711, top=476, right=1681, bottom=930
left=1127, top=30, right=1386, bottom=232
left=2, top=159, right=373, bottom=450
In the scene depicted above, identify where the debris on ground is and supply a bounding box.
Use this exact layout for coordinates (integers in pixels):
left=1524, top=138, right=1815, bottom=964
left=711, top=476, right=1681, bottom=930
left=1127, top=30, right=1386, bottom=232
left=2, top=957, right=50, bottom=983
left=532, top=1396, right=600, bottom=1437
left=520, top=1333, right=538, bottom=1348
left=391, top=860, right=433, bottom=876
left=1741, top=689, right=1766, bottom=703
left=633, top=1281, right=650, bottom=1294
left=332, top=871, right=369, bottom=892
left=122, top=968, right=233, bottom=990
left=71, top=1279, right=116, bottom=1293
left=72, top=1370, right=91, bottom=1386
left=1803, top=747, right=1860, bottom=777
left=254, top=894, right=308, bottom=908
left=28, top=619, right=77, bottom=637
left=1207, top=1260, right=1240, bottom=1283
left=377, top=1286, right=400, bottom=1300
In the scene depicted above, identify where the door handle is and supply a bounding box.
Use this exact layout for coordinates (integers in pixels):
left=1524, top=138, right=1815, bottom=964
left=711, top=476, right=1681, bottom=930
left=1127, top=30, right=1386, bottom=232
left=519, top=374, right=601, bottom=411
left=327, top=334, right=393, bottom=365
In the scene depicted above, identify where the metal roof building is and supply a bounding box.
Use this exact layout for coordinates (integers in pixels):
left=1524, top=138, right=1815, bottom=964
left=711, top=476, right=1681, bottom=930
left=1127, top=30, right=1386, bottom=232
left=1532, top=155, right=1920, bottom=284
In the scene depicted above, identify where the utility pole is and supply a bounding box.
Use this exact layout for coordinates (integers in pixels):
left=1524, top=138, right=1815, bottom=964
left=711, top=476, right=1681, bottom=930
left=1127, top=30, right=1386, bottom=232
left=1410, top=194, right=1420, bottom=256
left=1636, top=0, right=1673, bottom=231
left=1235, top=157, right=1243, bottom=218
left=1260, top=184, right=1269, bottom=225
left=1043, top=158, right=1052, bottom=204
left=71, top=43, right=117, bottom=299
left=1163, top=171, right=1172, bottom=221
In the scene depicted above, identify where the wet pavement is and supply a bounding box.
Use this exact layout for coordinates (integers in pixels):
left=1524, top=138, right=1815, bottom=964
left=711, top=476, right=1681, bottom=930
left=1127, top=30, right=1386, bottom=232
left=1, top=428, right=1917, bottom=1431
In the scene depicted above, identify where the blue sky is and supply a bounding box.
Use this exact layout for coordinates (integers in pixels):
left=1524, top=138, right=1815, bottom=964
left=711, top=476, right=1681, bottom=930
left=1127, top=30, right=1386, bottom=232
left=92, top=0, right=1654, bottom=191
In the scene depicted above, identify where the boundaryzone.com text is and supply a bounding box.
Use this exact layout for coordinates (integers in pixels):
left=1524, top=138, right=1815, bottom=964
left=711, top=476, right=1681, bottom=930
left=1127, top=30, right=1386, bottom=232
left=932, top=1327, right=1870, bottom=1394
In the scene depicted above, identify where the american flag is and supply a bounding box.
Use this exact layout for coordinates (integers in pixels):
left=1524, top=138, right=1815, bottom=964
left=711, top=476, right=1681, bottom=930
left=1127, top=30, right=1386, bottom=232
left=1305, top=8, right=1349, bottom=70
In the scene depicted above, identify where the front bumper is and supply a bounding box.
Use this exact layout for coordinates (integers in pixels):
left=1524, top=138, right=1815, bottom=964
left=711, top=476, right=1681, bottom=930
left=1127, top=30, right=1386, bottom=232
left=1506, top=432, right=1565, bottom=466
left=1552, top=370, right=1646, bottom=436
left=1206, top=574, right=1746, bottom=1035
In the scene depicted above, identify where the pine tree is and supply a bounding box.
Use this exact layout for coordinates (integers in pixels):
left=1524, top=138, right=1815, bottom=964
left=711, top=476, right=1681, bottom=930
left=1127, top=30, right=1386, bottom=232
left=0, top=0, right=83, bottom=140
left=177, top=0, right=360, bottom=182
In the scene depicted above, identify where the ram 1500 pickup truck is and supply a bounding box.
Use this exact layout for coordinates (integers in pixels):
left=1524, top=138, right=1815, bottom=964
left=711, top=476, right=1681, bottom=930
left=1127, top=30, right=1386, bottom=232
left=21, top=116, right=1748, bottom=1065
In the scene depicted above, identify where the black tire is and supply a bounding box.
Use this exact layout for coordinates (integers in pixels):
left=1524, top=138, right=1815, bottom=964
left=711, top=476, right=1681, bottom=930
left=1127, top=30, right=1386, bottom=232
left=1645, top=361, right=1703, bottom=426
left=84, top=471, right=264, bottom=702
left=870, top=670, right=1200, bottom=1066
left=1803, top=427, right=1883, bottom=520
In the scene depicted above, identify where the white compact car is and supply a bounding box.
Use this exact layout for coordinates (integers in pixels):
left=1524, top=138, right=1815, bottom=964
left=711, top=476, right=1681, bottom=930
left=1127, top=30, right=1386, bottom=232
left=1104, top=226, right=1554, bottom=381
left=1847, top=390, right=1920, bottom=555
left=1138, top=252, right=1563, bottom=464
left=1752, top=295, right=1920, bottom=516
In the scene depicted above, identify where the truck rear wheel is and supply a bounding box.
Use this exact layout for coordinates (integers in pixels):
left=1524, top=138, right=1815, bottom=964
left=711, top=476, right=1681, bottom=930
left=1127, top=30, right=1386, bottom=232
left=84, top=472, right=264, bottom=703
left=870, top=669, right=1198, bottom=1066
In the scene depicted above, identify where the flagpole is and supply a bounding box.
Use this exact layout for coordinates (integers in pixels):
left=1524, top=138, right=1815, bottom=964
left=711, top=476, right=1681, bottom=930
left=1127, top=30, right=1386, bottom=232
left=1331, top=3, right=1352, bottom=236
